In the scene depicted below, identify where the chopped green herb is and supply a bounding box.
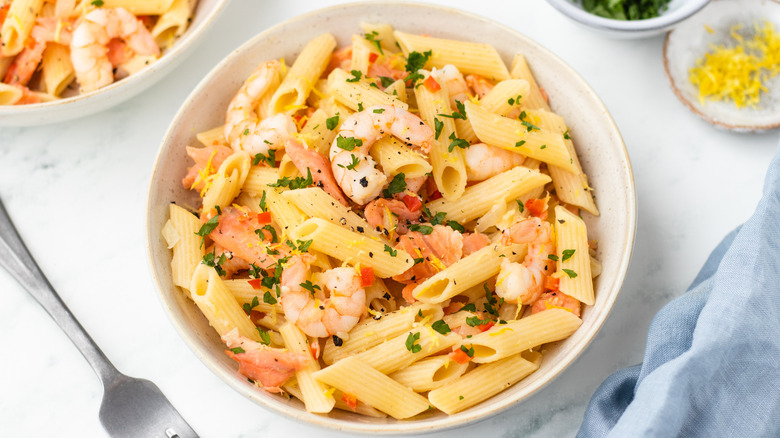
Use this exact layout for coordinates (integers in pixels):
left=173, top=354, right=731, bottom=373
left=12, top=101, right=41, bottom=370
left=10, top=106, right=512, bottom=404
left=548, top=254, right=559, bottom=261
left=296, top=239, right=313, bottom=253
left=438, top=100, right=467, bottom=120
left=373, top=108, right=386, bottom=114
left=563, top=129, right=571, bottom=140
left=378, top=76, right=396, bottom=87
left=300, top=280, right=321, bottom=295
left=248, top=263, right=263, bottom=278
left=431, top=319, right=451, bottom=334
left=257, top=224, right=278, bottom=243
left=243, top=128, right=250, bottom=136
left=369, top=82, right=379, bottom=89
left=423, top=205, right=446, bottom=225
left=405, top=332, right=422, bottom=353
left=460, top=345, right=474, bottom=357
left=263, top=290, right=278, bottom=305
left=357, top=102, right=364, bottom=111
left=404, top=50, right=432, bottom=85
left=458, top=303, right=477, bottom=313
left=346, top=70, right=363, bottom=83
left=195, top=214, right=220, bottom=241
left=268, top=168, right=314, bottom=190
left=448, top=132, right=469, bottom=153
left=91, top=0, right=104, bottom=5
left=252, top=149, right=276, bottom=167
left=466, top=316, right=492, bottom=327
left=258, top=191, right=268, bottom=212
left=515, top=140, right=527, bottom=148
left=516, top=199, right=525, bottom=213
left=413, top=257, right=425, bottom=265
left=447, top=220, right=465, bottom=233
left=540, top=144, right=547, bottom=149
left=337, top=154, right=361, bottom=171
left=434, top=117, right=444, bottom=140
left=384, top=244, right=398, bottom=257
left=382, top=172, right=407, bottom=197
left=561, top=249, right=576, bottom=262
left=521, top=120, right=540, bottom=132
left=409, top=224, right=434, bottom=235
left=230, top=347, right=245, bottom=354
left=364, top=30, right=384, bottom=54
left=326, top=114, right=340, bottom=130
left=336, top=135, right=363, bottom=151
left=257, top=327, right=271, bottom=345
left=242, top=296, right=260, bottom=315
left=459, top=395, right=464, bottom=400
left=201, top=250, right=226, bottom=277
left=563, top=269, right=578, bottom=278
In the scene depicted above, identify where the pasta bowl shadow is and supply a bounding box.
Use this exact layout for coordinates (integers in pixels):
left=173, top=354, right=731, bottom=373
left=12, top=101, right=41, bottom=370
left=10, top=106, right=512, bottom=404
left=146, top=1, right=636, bottom=434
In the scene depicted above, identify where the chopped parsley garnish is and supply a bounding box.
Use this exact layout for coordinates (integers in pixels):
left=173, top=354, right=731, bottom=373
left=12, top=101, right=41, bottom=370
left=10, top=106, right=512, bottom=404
left=404, top=50, right=432, bottom=85
left=459, top=345, right=474, bottom=357
left=405, top=332, right=422, bottom=353
left=409, top=224, right=433, bottom=235
left=266, top=247, right=280, bottom=256
left=422, top=205, right=446, bottom=225
left=466, top=316, right=492, bottom=327
left=257, top=327, right=271, bottom=345
left=296, top=239, right=313, bottom=253
left=337, top=154, right=361, bottom=170
left=268, top=168, right=313, bottom=190
left=413, top=257, right=425, bottom=265
left=561, top=249, right=576, bottom=262
left=507, top=94, right=522, bottom=105
left=346, top=70, right=363, bottom=82
left=326, top=114, right=340, bottom=130
left=447, top=220, right=465, bottom=233
left=457, top=303, right=477, bottom=313
left=562, top=269, right=578, bottom=278
left=540, top=145, right=547, bottom=149
left=515, top=140, right=527, bottom=148
left=431, top=319, right=451, bottom=334
left=195, top=214, right=220, bottom=244
left=382, top=172, right=407, bottom=197
left=364, top=30, right=384, bottom=54
left=378, top=76, right=396, bottom=87
left=336, top=135, right=363, bottom=151
left=242, top=296, right=260, bottom=315
left=257, top=224, right=278, bottom=243
left=373, top=108, right=386, bottom=114
left=369, top=82, right=379, bottom=89
left=434, top=117, right=444, bottom=140
left=384, top=244, right=398, bottom=257
left=300, top=280, right=321, bottom=295
left=447, top=132, right=469, bottom=153
left=482, top=284, right=501, bottom=317
left=91, top=0, right=104, bottom=6
left=563, top=129, right=571, bottom=140
left=459, top=395, right=464, bottom=400
left=516, top=199, right=525, bottom=212
left=438, top=100, right=467, bottom=120
left=521, top=120, right=540, bottom=132
left=248, top=263, right=263, bottom=278
left=201, top=250, right=226, bottom=276
left=229, top=347, right=245, bottom=354
left=258, top=191, right=268, bottom=212
left=252, top=149, right=276, bottom=167
left=548, top=254, right=559, bottom=261
left=263, top=290, right=277, bottom=305
left=357, top=102, right=364, bottom=111
left=243, top=128, right=250, bottom=136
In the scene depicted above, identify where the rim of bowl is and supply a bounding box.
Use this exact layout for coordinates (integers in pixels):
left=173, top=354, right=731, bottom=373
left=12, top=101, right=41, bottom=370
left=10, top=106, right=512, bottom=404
left=147, top=1, right=637, bottom=433
left=0, top=0, right=230, bottom=117
left=661, top=2, right=780, bottom=133
left=545, top=0, right=711, bottom=32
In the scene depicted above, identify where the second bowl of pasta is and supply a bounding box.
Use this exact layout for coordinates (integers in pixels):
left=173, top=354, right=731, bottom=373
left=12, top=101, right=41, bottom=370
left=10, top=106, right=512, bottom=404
left=0, top=0, right=228, bottom=126
left=147, top=1, right=636, bottom=433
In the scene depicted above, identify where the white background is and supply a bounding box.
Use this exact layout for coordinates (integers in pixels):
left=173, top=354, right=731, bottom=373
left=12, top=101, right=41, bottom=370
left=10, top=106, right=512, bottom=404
left=1, top=0, right=777, bottom=437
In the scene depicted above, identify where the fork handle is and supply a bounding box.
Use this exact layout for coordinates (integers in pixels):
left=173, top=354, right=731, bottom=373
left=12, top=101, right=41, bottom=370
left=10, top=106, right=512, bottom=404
left=0, top=198, right=119, bottom=385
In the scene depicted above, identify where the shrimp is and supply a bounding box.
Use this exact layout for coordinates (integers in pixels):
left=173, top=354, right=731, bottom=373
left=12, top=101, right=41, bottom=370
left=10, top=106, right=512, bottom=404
left=70, top=7, right=159, bottom=93
left=434, top=64, right=471, bottom=108
left=280, top=255, right=367, bottom=338
left=531, top=291, right=581, bottom=317
left=465, top=74, right=494, bottom=98
left=363, top=198, right=421, bottom=235
left=222, top=329, right=309, bottom=393
left=326, top=45, right=352, bottom=74
left=393, top=224, right=464, bottom=285
left=223, top=60, right=293, bottom=155
left=329, top=104, right=433, bottom=205
left=207, top=244, right=251, bottom=279
left=181, top=145, right=234, bottom=191
left=464, top=142, right=525, bottom=181
left=495, top=217, right=555, bottom=304
left=207, top=206, right=285, bottom=270
left=4, top=18, right=74, bottom=86
left=283, top=138, right=349, bottom=206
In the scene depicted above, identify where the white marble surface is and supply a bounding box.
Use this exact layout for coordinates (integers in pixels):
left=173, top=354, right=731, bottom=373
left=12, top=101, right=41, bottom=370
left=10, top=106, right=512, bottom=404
left=0, top=1, right=777, bottom=437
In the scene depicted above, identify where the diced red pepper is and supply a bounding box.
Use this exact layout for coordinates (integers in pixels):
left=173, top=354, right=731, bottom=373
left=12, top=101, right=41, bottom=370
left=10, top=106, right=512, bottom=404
left=360, top=267, right=375, bottom=287
left=0, top=4, right=10, bottom=26
left=450, top=348, right=472, bottom=364
left=478, top=321, right=495, bottom=333
left=401, top=195, right=422, bottom=212
left=341, top=393, right=358, bottom=411
left=310, top=340, right=321, bottom=360
left=257, top=211, right=272, bottom=224
left=368, top=52, right=379, bottom=63
left=544, top=276, right=560, bottom=291
left=248, top=279, right=263, bottom=290
left=423, top=75, right=441, bottom=92
left=525, top=198, right=547, bottom=218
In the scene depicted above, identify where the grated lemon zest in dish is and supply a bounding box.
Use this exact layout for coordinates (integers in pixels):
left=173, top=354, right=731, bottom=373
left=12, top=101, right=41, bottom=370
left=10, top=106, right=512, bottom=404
left=689, top=21, right=780, bottom=108
left=323, top=387, right=336, bottom=397
left=544, top=302, right=575, bottom=313
left=705, top=24, right=715, bottom=34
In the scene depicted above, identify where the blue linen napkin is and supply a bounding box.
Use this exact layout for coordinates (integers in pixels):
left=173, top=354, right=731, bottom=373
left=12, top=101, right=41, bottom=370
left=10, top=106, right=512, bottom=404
left=578, top=139, right=780, bottom=438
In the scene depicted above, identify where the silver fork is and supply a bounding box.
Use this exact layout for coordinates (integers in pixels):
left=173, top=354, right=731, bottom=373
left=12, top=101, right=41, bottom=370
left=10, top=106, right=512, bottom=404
left=0, top=197, right=198, bottom=438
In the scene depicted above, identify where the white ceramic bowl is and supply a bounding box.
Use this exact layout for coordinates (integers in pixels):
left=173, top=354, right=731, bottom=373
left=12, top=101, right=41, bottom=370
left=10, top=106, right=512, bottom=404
left=147, top=2, right=636, bottom=434
left=546, top=0, right=711, bottom=38
left=0, top=0, right=229, bottom=127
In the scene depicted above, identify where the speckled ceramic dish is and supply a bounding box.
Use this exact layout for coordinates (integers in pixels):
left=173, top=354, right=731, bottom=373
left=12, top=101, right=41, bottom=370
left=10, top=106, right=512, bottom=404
left=664, top=0, right=780, bottom=132
left=0, top=0, right=229, bottom=127
left=147, top=2, right=636, bottom=433
left=546, top=0, right=710, bottom=38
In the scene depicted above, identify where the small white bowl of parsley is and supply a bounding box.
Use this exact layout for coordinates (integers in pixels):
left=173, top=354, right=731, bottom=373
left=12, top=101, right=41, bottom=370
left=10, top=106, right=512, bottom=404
left=546, top=0, right=711, bottom=38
